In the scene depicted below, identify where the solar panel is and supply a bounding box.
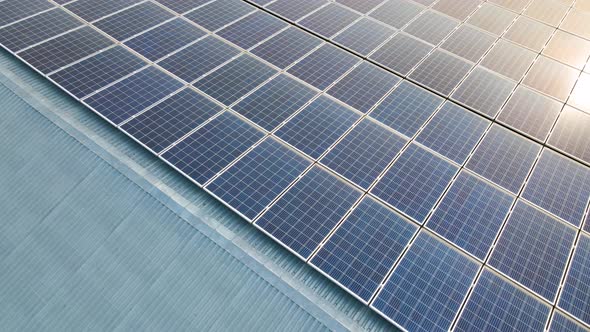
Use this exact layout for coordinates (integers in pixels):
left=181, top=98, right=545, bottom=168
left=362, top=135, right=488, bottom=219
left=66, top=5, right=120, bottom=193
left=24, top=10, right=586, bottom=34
left=467, top=3, right=517, bottom=36
left=369, top=33, right=434, bottom=76
left=548, top=106, right=590, bottom=164
left=504, top=16, right=555, bottom=52
left=489, top=200, right=576, bottom=302
left=369, top=0, right=423, bottom=29
left=372, top=144, right=458, bottom=223
left=0, top=0, right=54, bottom=27
left=321, top=119, right=407, bottom=189
left=184, top=0, right=256, bottom=32
left=336, top=0, right=384, bottom=13
left=267, top=0, right=327, bottom=22
left=523, top=56, right=580, bottom=102
left=251, top=27, right=322, bottom=69
left=298, top=3, right=360, bottom=38
left=409, top=50, right=474, bottom=96
left=332, top=18, right=395, bottom=56
left=255, top=165, right=362, bottom=259
left=217, top=11, right=287, bottom=49
left=403, top=10, right=459, bottom=45
left=154, top=0, right=211, bottom=14
left=480, top=40, right=537, bottom=82
left=550, top=311, right=589, bottom=332
left=440, top=25, right=496, bottom=63
left=433, top=0, right=480, bottom=21
left=372, top=231, right=479, bottom=332
left=93, top=2, right=174, bottom=41
left=64, top=0, right=141, bottom=22
left=559, top=233, right=590, bottom=326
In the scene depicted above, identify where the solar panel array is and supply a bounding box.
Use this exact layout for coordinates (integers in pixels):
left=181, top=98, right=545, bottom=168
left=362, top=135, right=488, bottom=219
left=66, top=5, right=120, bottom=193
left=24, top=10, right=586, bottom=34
left=2, top=0, right=590, bottom=330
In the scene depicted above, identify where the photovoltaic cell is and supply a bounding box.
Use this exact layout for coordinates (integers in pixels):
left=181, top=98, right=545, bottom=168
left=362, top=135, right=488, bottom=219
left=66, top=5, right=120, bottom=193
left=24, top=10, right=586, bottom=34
left=0, top=0, right=54, bottom=27
left=410, top=50, right=474, bottom=96
left=333, top=18, right=395, bottom=56
left=327, top=62, right=400, bottom=113
left=370, top=0, right=423, bottom=29
left=121, top=88, right=222, bottom=153
left=184, top=0, right=255, bottom=32
left=251, top=27, right=322, bottom=69
left=505, top=16, right=555, bottom=52
left=548, top=106, right=590, bottom=164
left=233, top=74, right=317, bottom=131
left=372, top=144, right=458, bottom=223
left=84, top=67, right=183, bottom=125
left=311, top=196, right=417, bottom=302
left=372, top=231, right=479, bottom=332
left=162, top=112, right=265, bottom=185
left=550, top=311, right=589, bottom=332
left=124, top=18, right=206, bottom=61
left=427, top=171, right=514, bottom=260
left=441, top=25, right=496, bottom=63
left=193, top=55, right=277, bottom=105
left=93, top=2, right=174, bottom=41
left=288, top=44, right=359, bottom=90
left=433, top=0, right=480, bottom=21
left=467, top=3, right=517, bottom=36
left=65, top=0, right=142, bottom=22
left=322, top=119, right=407, bottom=189
left=299, top=4, right=360, bottom=38
left=276, top=96, right=360, bottom=159
left=481, top=40, right=537, bottom=82
left=158, top=36, right=240, bottom=83
left=370, top=33, right=433, bottom=76
left=206, top=137, right=311, bottom=220
left=255, top=165, right=362, bottom=259
left=217, top=11, right=287, bottom=49
left=467, top=125, right=541, bottom=194
left=559, top=233, right=590, bottom=326
left=336, top=0, right=384, bottom=13
left=403, top=10, right=459, bottom=45
left=267, top=0, right=327, bottom=21
left=154, top=0, right=211, bottom=14
left=455, top=268, right=551, bottom=332
left=370, top=81, right=444, bottom=138
left=523, top=56, right=579, bottom=102
left=489, top=201, right=576, bottom=302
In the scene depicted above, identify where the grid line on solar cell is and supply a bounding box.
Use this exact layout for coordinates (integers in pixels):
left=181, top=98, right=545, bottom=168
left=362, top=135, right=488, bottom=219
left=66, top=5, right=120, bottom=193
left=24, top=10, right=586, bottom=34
left=0, top=0, right=55, bottom=27
left=489, top=201, right=576, bottom=302
left=409, top=50, right=474, bottom=96
left=369, top=33, right=434, bottom=76
left=369, top=0, right=423, bottom=29
left=84, top=67, right=183, bottom=125
left=162, top=112, right=265, bottom=185
left=321, top=119, right=407, bottom=190
left=466, top=125, right=541, bottom=194
left=372, top=231, right=480, bottom=332
left=427, top=171, right=514, bottom=260
left=154, top=0, right=211, bottom=14
left=184, top=0, right=256, bottom=32
left=255, top=165, right=362, bottom=259
left=64, top=0, right=142, bottom=22
left=548, top=106, right=590, bottom=165
left=206, top=137, right=311, bottom=220
left=311, top=196, right=417, bottom=302
left=455, top=268, right=551, bottom=332
left=217, top=11, right=287, bottom=49
left=372, top=144, right=458, bottom=223
left=558, top=233, right=590, bottom=326
left=121, top=88, right=222, bottom=153
left=251, top=27, right=322, bottom=69
left=298, top=3, right=359, bottom=38
left=93, top=2, right=174, bottom=41
left=267, top=0, right=327, bottom=22
left=550, top=311, right=589, bottom=332
left=332, top=18, right=395, bottom=56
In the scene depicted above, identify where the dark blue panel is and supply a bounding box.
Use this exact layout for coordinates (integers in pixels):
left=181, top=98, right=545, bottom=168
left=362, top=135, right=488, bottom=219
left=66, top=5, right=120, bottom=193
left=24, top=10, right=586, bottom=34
left=162, top=112, right=265, bottom=185
left=427, top=172, right=514, bottom=260
left=155, top=0, right=211, bottom=13
left=370, top=81, right=443, bottom=138
left=467, top=125, right=541, bottom=194
left=299, top=3, right=360, bottom=38
left=416, top=102, right=489, bottom=164
left=267, top=0, right=327, bottom=21
left=85, top=67, right=183, bottom=124
left=550, top=311, right=589, bottom=332
left=373, top=231, right=479, bottom=332
left=288, top=44, right=359, bottom=90
left=121, top=89, right=222, bottom=153
left=489, top=201, right=576, bottom=302
left=333, top=18, right=396, bottom=56
left=311, top=197, right=417, bottom=301
left=372, top=144, right=458, bottom=223
left=523, top=149, right=590, bottom=227
left=18, top=27, right=113, bottom=74
left=327, top=62, right=400, bottom=113
left=251, top=27, right=322, bottom=69
left=94, top=2, right=174, bottom=41
left=233, top=74, right=317, bottom=131
left=206, top=138, right=311, bottom=220
left=0, top=9, right=82, bottom=52
left=124, top=18, right=206, bottom=61
left=158, top=36, right=240, bottom=82
left=0, top=0, right=54, bottom=27
left=276, top=96, right=360, bottom=159
left=49, top=46, right=146, bottom=98
left=184, top=0, right=255, bottom=31
left=322, top=119, right=406, bottom=189
left=65, top=0, right=141, bottom=22
left=455, top=268, right=550, bottom=332
left=193, top=55, right=277, bottom=105
left=217, top=11, right=287, bottom=49
left=255, top=165, right=362, bottom=259
left=559, top=233, right=590, bottom=326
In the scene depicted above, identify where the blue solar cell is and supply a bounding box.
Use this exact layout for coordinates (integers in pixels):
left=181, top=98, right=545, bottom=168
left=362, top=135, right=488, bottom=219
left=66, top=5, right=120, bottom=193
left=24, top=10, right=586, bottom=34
left=333, top=18, right=396, bottom=56
left=233, top=74, right=317, bottom=131
left=154, top=0, right=211, bottom=14
left=49, top=46, right=146, bottom=99
left=467, top=125, right=541, bottom=194
left=124, top=19, right=206, bottom=61
left=251, top=27, right=323, bottom=69
left=372, top=231, right=479, bottom=332
left=94, top=2, right=174, bottom=41
left=299, top=3, right=360, bottom=38
left=585, top=214, right=590, bottom=234
left=427, top=171, right=514, bottom=260
left=85, top=67, right=183, bottom=125
left=121, top=89, right=222, bottom=153
left=523, top=149, right=590, bottom=227
left=550, top=311, right=589, bottom=332
left=206, top=138, right=311, bottom=220
left=489, top=201, right=576, bottom=302
left=158, top=36, right=240, bottom=83
left=217, top=11, right=287, bottom=49
left=0, top=0, right=54, bottom=27
left=369, top=33, right=433, bottom=76
left=311, top=196, right=417, bottom=302
left=455, top=268, right=551, bottom=332
left=65, top=0, right=141, bottom=22
left=267, top=0, right=327, bottom=21
left=416, top=102, right=489, bottom=164
left=184, top=0, right=255, bottom=32
left=321, top=119, right=407, bottom=189
left=559, top=233, right=590, bottom=326
left=193, top=55, right=277, bottom=105
left=288, top=44, right=359, bottom=90
left=410, top=50, right=474, bottom=96
left=255, top=165, right=362, bottom=259
left=276, top=96, right=360, bottom=159
left=162, top=112, right=265, bottom=185
left=370, top=81, right=444, bottom=138
left=372, top=144, right=458, bottom=223
left=327, top=62, right=400, bottom=113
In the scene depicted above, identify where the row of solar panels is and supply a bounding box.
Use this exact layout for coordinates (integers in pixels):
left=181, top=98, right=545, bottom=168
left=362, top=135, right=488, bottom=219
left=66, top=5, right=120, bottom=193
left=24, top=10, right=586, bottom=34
left=1, top=0, right=589, bottom=331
